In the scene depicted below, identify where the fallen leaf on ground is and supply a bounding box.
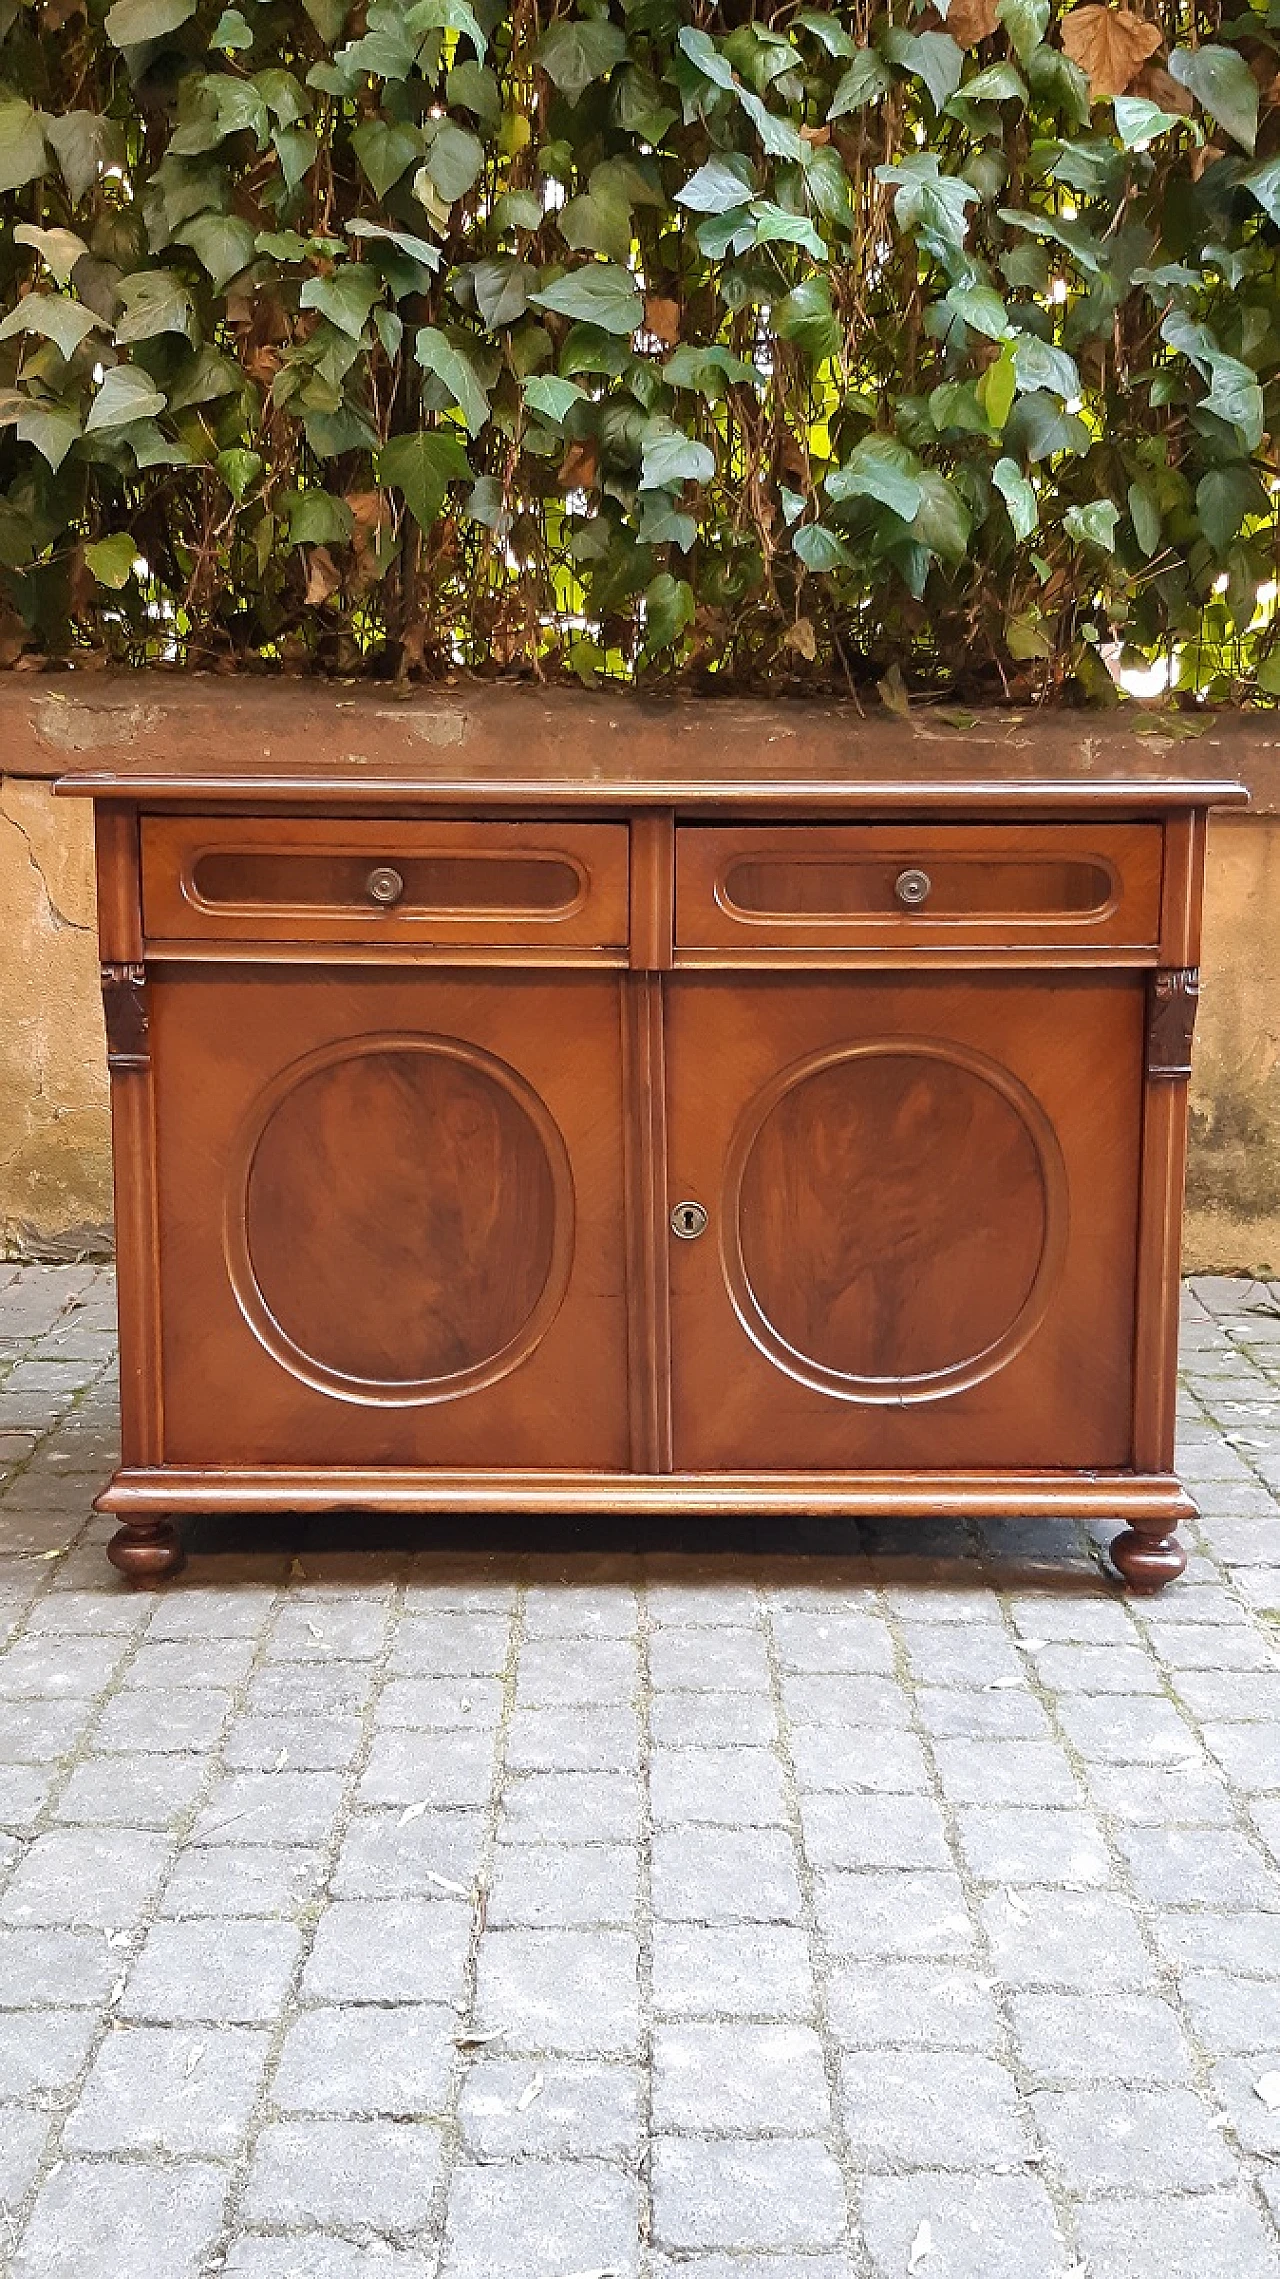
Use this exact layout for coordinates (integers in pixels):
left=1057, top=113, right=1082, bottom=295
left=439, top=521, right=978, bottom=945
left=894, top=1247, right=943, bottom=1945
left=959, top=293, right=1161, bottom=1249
left=908, top=2217, right=933, bottom=2271
left=517, top=2069, right=545, bottom=2111
left=1004, top=1888, right=1033, bottom=1921
left=399, top=1800, right=430, bottom=1827
left=425, top=1870, right=469, bottom=1894
left=1061, top=4, right=1161, bottom=99
left=1255, top=2071, right=1280, bottom=2110
left=184, top=2043, right=206, bottom=2077
left=453, top=2026, right=504, bottom=2048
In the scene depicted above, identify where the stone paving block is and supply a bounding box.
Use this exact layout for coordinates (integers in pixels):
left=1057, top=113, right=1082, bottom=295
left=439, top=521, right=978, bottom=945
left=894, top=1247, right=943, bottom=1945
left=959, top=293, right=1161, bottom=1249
left=1171, top=1670, right=1280, bottom=1722
left=859, top=2174, right=1071, bottom=2279
left=221, top=1709, right=366, bottom=1771
left=0, top=1633, right=127, bottom=1697
left=931, top=1737, right=1080, bottom=1808
left=651, top=2138, right=847, bottom=2252
left=1008, top=1990, right=1194, bottom=2085
left=979, top=1889, right=1153, bottom=1990
left=523, top=1584, right=638, bottom=1638
left=649, top=1626, right=771, bottom=1693
left=1178, top=1971, right=1280, bottom=2054
left=1031, top=2084, right=1239, bottom=2193
left=243, top=2117, right=444, bottom=2234
left=376, top=1674, right=505, bottom=1729
left=1073, top=2192, right=1280, bottom=2279
left=1150, top=1623, right=1279, bottom=1670
left=124, top=1636, right=258, bottom=1689
left=516, top=1636, right=638, bottom=1705
left=1007, top=1596, right=1138, bottom=1644
left=224, top=2243, right=437, bottom=2279
left=390, top=1612, right=514, bottom=1677
left=91, top=1685, right=233, bottom=1755
left=505, top=1701, right=640, bottom=1771
left=1053, top=1691, right=1197, bottom=1763
left=789, top=1724, right=930, bottom=1795
left=272, top=2002, right=456, bottom=2115
left=0, top=2005, right=98, bottom=2097
left=914, top=1686, right=1051, bottom=1742
left=456, top=2059, right=640, bottom=2159
left=652, top=2022, right=830, bottom=2135
left=121, top=1916, right=302, bottom=2023
left=954, top=1804, right=1112, bottom=1888
left=194, top=1768, right=347, bottom=1847
left=1151, top=1910, right=1280, bottom=1978
left=473, top=1927, right=640, bottom=2054
left=825, top=1962, right=1001, bottom=2052
left=1200, top=1721, right=1280, bottom=1792
left=358, top=1728, right=497, bottom=1811
left=651, top=1745, right=788, bottom=1826
left=652, top=1922, right=815, bottom=2020
left=54, top=1752, right=207, bottom=1829
left=841, top=2050, right=1030, bottom=2171
left=144, top=1588, right=278, bottom=1640
left=440, top=2160, right=641, bottom=2279
left=652, top=1825, right=803, bottom=1923
left=265, top=1597, right=389, bottom=1661
left=245, top=1662, right=373, bottom=1717
left=65, top=2022, right=271, bottom=2154
left=650, top=1689, right=778, bottom=1747
left=500, top=1769, right=640, bottom=1843
left=768, top=1607, right=895, bottom=1674
left=781, top=1673, right=914, bottom=1730
left=0, top=1925, right=122, bottom=2008
left=1086, top=1758, right=1235, bottom=1825
left=799, top=1791, right=950, bottom=1872
left=0, top=1762, right=53, bottom=1830
left=1208, top=2054, right=1280, bottom=2155
left=1033, top=1642, right=1165, bottom=1694
left=487, top=1841, right=636, bottom=1928
left=302, top=1899, right=472, bottom=2006
left=649, top=2260, right=853, bottom=2279
left=899, top=1622, right=1026, bottom=1688
left=815, top=1869, right=975, bottom=1960
left=0, top=2105, right=49, bottom=2206
left=331, top=1808, right=485, bottom=1899
left=159, top=1842, right=327, bottom=1919
left=11, top=2159, right=228, bottom=2279
left=1116, top=1824, right=1280, bottom=1908
left=0, top=1826, right=173, bottom=1929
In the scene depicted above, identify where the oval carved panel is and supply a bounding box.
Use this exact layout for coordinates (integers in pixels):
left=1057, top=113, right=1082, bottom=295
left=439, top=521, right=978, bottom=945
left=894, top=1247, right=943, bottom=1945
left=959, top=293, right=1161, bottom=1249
left=224, top=1034, right=573, bottom=1405
left=723, top=1040, right=1067, bottom=1404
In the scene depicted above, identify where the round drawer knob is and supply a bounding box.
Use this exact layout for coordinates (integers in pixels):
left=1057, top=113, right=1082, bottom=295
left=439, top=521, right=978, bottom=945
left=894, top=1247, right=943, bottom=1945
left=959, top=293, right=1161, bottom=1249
left=894, top=867, right=932, bottom=911
left=366, top=865, right=405, bottom=907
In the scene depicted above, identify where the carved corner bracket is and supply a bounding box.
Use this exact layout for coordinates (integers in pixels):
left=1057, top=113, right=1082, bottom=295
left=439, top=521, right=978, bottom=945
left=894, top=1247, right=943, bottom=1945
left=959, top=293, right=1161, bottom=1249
left=101, top=963, right=149, bottom=1072
left=1147, top=966, right=1199, bottom=1082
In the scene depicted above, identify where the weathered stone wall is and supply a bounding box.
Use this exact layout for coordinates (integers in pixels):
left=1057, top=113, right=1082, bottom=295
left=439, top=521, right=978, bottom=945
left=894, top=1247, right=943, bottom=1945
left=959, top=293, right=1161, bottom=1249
left=1, top=682, right=1277, bottom=1267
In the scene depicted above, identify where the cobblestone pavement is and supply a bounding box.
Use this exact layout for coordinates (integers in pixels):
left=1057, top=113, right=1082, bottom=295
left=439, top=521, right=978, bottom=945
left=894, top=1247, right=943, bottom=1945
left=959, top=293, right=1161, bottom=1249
left=0, top=1264, right=1279, bottom=2278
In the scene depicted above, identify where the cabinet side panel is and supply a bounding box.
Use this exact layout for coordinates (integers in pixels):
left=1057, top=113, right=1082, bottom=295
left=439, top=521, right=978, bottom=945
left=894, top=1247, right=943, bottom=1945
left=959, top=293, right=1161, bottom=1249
left=622, top=973, right=673, bottom=1471
left=95, top=805, right=163, bottom=1465
left=1133, top=813, right=1206, bottom=1471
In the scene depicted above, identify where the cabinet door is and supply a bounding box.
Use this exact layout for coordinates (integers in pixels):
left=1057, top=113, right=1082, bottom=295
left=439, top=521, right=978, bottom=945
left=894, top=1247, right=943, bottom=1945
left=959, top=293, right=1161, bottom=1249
left=666, top=973, right=1144, bottom=1471
left=149, top=967, right=628, bottom=1468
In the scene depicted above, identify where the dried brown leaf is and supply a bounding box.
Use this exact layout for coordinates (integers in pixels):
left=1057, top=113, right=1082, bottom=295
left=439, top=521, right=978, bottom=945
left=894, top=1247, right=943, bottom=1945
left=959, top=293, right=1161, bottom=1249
left=945, top=0, right=1000, bottom=48
left=644, top=293, right=681, bottom=346
left=1060, top=5, right=1161, bottom=100
left=1129, top=60, right=1195, bottom=113
left=303, top=544, right=342, bottom=605
left=558, top=437, right=599, bottom=492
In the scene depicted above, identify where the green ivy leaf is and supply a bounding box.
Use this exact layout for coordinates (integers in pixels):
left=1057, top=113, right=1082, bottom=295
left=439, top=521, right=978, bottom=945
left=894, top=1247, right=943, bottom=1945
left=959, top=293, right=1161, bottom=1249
left=1127, top=480, right=1162, bottom=558
left=114, top=272, right=198, bottom=346
left=675, top=155, right=756, bottom=214
left=83, top=533, right=139, bottom=587
left=300, top=266, right=384, bottom=340
left=827, top=436, right=923, bottom=520
left=84, top=363, right=168, bottom=432
left=16, top=403, right=80, bottom=470
left=377, top=429, right=472, bottom=531
left=522, top=374, right=588, bottom=423
left=0, top=293, right=100, bottom=360
left=1113, top=95, right=1185, bottom=147
left=676, top=27, right=736, bottom=92
left=216, top=447, right=264, bottom=501
left=420, top=117, right=485, bottom=202
left=640, top=423, right=716, bottom=490
left=795, top=12, right=858, bottom=59
left=1168, top=43, right=1258, bottom=154
left=0, top=96, right=46, bottom=192
left=1064, top=499, right=1120, bottom=551
left=772, top=277, right=841, bottom=363
left=993, top=456, right=1039, bottom=539
left=413, top=325, right=490, bottom=436
left=643, top=570, right=696, bottom=648
left=828, top=51, right=892, bottom=116
left=104, top=0, right=196, bottom=44
left=536, top=17, right=628, bottom=103
left=1196, top=465, right=1268, bottom=552
left=530, top=265, right=644, bottom=337
left=351, top=119, right=420, bottom=198
left=176, top=214, right=257, bottom=291
left=794, top=522, right=856, bottom=569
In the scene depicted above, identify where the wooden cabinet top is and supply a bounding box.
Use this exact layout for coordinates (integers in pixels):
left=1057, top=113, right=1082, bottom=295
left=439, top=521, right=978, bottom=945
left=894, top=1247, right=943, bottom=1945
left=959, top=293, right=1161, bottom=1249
left=32, top=679, right=1249, bottom=814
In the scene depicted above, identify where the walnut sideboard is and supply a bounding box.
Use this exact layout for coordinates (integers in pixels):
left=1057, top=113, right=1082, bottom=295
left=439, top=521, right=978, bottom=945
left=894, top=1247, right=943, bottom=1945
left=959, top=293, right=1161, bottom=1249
left=57, top=693, right=1246, bottom=1591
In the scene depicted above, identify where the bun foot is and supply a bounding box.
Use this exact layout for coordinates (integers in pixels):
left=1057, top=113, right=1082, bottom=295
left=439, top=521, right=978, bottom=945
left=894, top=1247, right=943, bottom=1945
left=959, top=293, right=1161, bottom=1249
left=106, top=1519, right=185, bottom=1587
left=1108, top=1524, right=1187, bottom=1594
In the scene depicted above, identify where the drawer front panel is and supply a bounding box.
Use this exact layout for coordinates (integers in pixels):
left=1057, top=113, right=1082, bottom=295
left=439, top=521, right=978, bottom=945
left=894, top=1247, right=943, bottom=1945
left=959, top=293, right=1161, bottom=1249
left=142, top=818, right=629, bottom=946
left=676, top=823, right=1162, bottom=953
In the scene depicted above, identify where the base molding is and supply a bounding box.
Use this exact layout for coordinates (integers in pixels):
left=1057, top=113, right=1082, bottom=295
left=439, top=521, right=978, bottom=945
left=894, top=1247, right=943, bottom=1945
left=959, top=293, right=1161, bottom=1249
left=96, top=1466, right=1197, bottom=1525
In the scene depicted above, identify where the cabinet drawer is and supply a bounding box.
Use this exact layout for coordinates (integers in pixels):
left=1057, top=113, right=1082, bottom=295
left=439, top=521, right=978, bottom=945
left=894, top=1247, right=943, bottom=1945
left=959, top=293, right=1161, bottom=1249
left=142, top=818, right=629, bottom=948
left=675, top=823, right=1162, bottom=954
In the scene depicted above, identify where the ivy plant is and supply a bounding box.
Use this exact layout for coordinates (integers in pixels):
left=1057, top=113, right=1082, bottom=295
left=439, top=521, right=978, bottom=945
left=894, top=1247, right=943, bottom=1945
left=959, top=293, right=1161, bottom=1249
left=1, top=0, right=1279, bottom=699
